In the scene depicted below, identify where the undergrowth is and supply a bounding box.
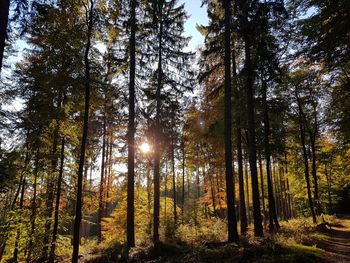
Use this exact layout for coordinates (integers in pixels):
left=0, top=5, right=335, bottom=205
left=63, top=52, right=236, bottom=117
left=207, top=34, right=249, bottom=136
left=57, top=216, right=339, bottom=262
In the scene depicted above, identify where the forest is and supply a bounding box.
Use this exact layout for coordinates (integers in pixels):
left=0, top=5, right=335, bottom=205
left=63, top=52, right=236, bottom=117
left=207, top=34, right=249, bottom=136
left=0, top=0, right=349, bottom=262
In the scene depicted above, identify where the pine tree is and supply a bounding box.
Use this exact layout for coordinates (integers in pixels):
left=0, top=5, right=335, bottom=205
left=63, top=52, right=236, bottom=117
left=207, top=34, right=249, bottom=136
left=223, top=0, right=239, bottom=242
left=127, top=0, right=137, bottom=249
left=72, top=0, right=95, bottom=261
left=142, top=0, right=194, bottom=246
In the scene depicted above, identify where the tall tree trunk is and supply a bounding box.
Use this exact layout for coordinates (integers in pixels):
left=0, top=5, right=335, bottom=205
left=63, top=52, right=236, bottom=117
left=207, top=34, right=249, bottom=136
left=13, top=175, right=26, bottom=262
left=153, top=3, right=163, bottom=247
left=106, top=134, right=113, bottom=214
left=49, top=138, right=65, bottom=263
left=146, top=167, right=152, bottom=234
left=171, top=138, right=177, bottom=225
left=286, top=177, right=293, bottom=218
left=98, top=111, right=107, bottom=243
left=181, top=138, right=185, bottom=219
left=164, top=159, right=168, bottom=224
left=273, top=162, right=280, bottom=219
left=310, top=136, right=321, bottom=214
left=42, top=93, right=63, bottom=261
left=208, top=165, right=217, bottom=216
left=261, top=78, right=279, bottom=231
left=72, top=2, right=93, bottom=261
left=26, top=147, right=40, bottom=263
left=195, top=167, right=200, bottom=226
left=244, top=157, right=250, bottom=224
left=243, top=29, right=263, bottom=237
left=279, top=166, right=287, bottom=220
left=296, top=91, right=317, bottom=224
left=258, top=156, right=266, bottom=226
left=223, top=0, right=238, bottom=242
left=97, top=110, right=107, bottom=243
left=0, top=0, right=9, bottom=72
left=233, top=56, right=247, bottom=234
left=307, top=96, right=321, bottom=215
left=325, top=164, right=333, bottom=214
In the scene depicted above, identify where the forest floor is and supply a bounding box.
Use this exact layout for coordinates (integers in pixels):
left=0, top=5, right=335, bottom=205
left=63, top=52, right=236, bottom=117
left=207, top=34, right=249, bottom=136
left=76, top=216, right=350, bottom=263
left=318, top=216, right=350, bottom=263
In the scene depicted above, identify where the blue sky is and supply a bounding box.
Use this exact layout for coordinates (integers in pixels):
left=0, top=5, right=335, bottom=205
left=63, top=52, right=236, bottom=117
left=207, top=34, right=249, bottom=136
left=181, top=0, right=208, bottom=51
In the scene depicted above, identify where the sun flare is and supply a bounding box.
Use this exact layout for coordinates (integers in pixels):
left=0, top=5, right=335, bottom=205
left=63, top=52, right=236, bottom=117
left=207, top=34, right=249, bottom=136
left=140, top=142, right=151, bottom=153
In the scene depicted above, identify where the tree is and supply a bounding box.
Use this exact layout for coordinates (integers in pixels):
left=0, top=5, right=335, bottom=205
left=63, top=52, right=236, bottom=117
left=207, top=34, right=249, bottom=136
left=222, top=0, right=238, bottom=242
left=72, top=0, right=95, bottom=261
left=127, top=0, right=137, bottom=249
left=142, top=0, right=193, bottom=246
left=0, top=0, right=9, bottom=72
left=237, top=0, right=263, bottom=237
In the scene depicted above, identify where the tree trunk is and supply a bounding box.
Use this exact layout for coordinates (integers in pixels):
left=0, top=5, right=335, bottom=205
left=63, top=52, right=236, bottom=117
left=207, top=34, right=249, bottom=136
left=244, top=157, right=250, bottom=224
left=106, top=134, right=113, bottom=215
left=49, top=138, right=65, bottom=263
left=195, top=167, right=200, bottom=226
left=243, top=30, right=263, bottom=236
left=13, top=175, right=26, bottom=262
left=98, top=111, right=107, bottom=243
left=164, top=159, right=168, bottom=224
left=258, top=156, right=266, bottom=226
left=325, top=164, right=333, bottom=214
left=307, top=98, right=321, bottom=215
left=181, top=138, right=185, bottom=219
left=286, top=177, right=293, bottom=218
left=26, top=147, right=40, bottom=263
left=72, top=2, right=93, bottom=261
left=153, top=3, right=163, bottom=247
left=171, top=138, right=177, bottom=225
left=0, top=0, right=9, bottom=72
left=232, top=51, right=247, bottom=234
left=42, top=93, right=63, bottom=261
left=146, top=167, right=152, bottom=234
left=310, top=137, right=321, bottom=214
left=223, top=0, right=238, bottom=242
left=296, top=91, right=317, bottom=224
left=261, top=78, right=279, bottom=230
left=273, top=162, right=281, bottom=219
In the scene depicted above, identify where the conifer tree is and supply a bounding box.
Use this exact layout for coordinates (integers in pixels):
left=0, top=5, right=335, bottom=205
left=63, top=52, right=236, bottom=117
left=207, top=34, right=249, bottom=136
left=143, top=0, right=194, bottom=246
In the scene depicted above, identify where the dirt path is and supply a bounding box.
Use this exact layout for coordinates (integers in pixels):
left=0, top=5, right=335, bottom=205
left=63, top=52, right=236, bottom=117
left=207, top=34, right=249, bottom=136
left=321, top=217, right=350, bottom=263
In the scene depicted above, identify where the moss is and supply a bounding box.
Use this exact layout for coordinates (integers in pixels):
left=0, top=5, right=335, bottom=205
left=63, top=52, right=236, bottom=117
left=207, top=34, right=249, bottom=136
left=277, top=244, right=324, bottom=263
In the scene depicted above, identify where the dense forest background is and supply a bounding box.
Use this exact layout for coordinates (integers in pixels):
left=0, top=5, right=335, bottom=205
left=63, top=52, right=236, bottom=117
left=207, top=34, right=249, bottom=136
left=0, top=0, right=349, bottom=262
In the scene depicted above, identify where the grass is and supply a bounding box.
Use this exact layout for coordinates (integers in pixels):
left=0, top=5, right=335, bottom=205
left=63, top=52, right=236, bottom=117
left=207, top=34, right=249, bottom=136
left=55, top=216, right=342, bottom=262
left=277, top=244, right=324, bottom=263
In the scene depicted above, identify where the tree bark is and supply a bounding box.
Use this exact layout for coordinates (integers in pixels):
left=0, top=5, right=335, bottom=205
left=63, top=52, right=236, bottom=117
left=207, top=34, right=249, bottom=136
left=244, top=158, right=250, bottom=224
left=42, top=93, right=63, bottom=261
left=171, top=137, right=177, bottom=225
left=243, top=27, right=263, bottom=237
left=13, top=175, right=26, bottom=262
left=310, top=135, right=321, bottom=214
left=181, top=138, right=185, bottom=220
left=49, top=138, right=65, bottom=263
left=232, top=48, right=247, bottom=234
left=98, top=110, right=107, bottom=243
left=26, top=147, right=40, bottom=263
left=325, top=163, right=333, bottom=214
left=0, top=0, right=9, bottom=72
left=153, top=2, right=164, bottom=247
left=258, top=156, right=266, bottom=226
left=72, top=1, right=94, bottom=261
left=261, top=78, right=279, bottom=230
left=295, top=91, right=317, bottom=224
left=223, top=0, right=238, bottom=242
